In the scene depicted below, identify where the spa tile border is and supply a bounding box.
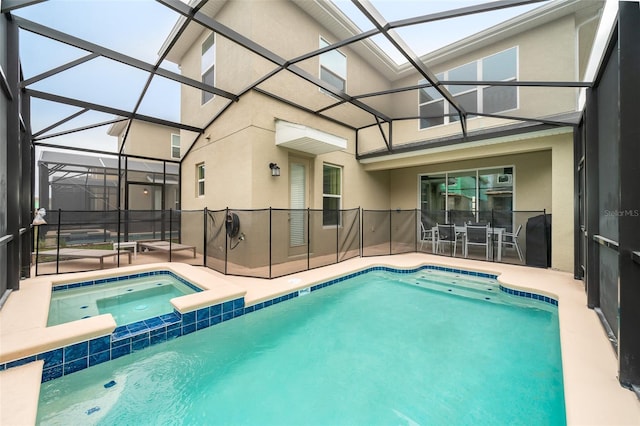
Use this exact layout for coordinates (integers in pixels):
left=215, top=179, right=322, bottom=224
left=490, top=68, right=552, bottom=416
left=0, top=297, right=244, bottom=382
left=1, top=264, right=556, bottom=381
left=51, top=270, right=203, bottom=293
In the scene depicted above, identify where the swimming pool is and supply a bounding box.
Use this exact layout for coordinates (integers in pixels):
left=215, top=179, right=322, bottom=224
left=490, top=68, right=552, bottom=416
left=36, top=267, right=565, bottom=424
left=47, top=272, right=202, bottom=326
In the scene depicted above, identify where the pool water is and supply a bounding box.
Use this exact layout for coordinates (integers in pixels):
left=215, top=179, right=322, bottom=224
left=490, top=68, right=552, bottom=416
left=37, top=269, right=565, bottom=425
left=47, top=276, right=197, bottom=326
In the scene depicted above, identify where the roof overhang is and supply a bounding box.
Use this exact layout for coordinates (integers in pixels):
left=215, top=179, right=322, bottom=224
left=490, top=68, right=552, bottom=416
left=275, top=119, right=347, bottom=155
left=358, top=118, right=576, bottom=170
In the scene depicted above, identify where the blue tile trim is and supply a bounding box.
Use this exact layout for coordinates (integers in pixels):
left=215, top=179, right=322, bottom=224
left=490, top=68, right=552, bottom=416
left=301, top=265, right=557, bottom=307
left=498, top=285, right=559, bottom=306
left=0, top=296, right=248, bottom=383
left=51, top=270, right=203, bottom=293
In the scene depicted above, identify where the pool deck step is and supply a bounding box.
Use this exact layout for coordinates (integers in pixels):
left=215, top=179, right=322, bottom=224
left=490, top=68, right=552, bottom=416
left=415, top=276, right=496, bottom=294
left=408, top=278, right=500, bottom=303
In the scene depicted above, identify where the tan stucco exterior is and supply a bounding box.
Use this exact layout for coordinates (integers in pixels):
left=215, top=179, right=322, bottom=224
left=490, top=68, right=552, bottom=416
left=181, top=91, right=390, bottom=211
left=162, top=0, right=596, bottom=272
left=363, top=130, right=574, bottom=270
left=110, top=119, right=181, bottom=162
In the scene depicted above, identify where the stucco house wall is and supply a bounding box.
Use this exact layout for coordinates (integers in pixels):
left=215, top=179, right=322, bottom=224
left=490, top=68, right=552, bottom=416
left=168, top=0, right=593, bottom=272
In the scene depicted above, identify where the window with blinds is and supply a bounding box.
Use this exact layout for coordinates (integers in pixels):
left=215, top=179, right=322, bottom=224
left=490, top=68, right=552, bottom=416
left=290, top=163, right=306, bottom=246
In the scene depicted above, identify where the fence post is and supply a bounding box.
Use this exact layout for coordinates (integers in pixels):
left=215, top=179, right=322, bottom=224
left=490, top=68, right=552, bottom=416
left=307, top=208, right=311, bottom=271
left=543, top=208, right=548, bottom=267
left=203, top=208, right=208, bottom=267
left=35, top=223, right=40, bottom=276
left=269, top=207, right=272, bottom=279
left=360, top=208, right=363, bottom=257
left=169, top=209, right=173, bottom=263
left=225, top=207, right=229, bottom=275
left=336, top=208, right=339, bottom=264
left=389, top=209, right=392, bottom=255
left=491, top=209, right=495, bottom=262
left=358, top=207, right=361, bottom=258
left=55, top=209, right=61, bottom=274
left=116, top=209, right=120, bottom=268
left=415, top=209, right=418, bottom=253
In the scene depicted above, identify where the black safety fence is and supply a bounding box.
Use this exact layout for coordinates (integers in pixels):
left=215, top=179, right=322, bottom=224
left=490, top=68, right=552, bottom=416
left=33, top=209, right=202, bottom=275
left=362, top=209, right=417, bottom=256
left=414, top=209, right=549, bottom=266
left=204, top=208, right=360, bottom=279
left=33, top=207, right=549, bottom=277
left=362, top=209, right=549, bottom=267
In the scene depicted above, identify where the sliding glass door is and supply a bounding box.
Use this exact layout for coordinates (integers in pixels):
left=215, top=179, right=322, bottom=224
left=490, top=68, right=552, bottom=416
left=420, top=167, right=514, bottom=227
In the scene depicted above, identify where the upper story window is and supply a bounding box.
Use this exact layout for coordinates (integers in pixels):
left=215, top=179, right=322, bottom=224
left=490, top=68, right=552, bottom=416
left=171, top=134, right=180, bottom=159
left=322, top=163, right=342, bottom=226
left=319, top=37, right=347, bottom=92
left=419, top=47, right=518, bottom=129
left=481, top=48, right=518, bottom=113
left=196, top=162, right=205, bottom=197
left=201, top=33, right=215, bottom=105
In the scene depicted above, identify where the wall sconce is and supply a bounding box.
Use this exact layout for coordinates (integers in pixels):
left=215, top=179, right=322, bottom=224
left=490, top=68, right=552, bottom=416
left=143, top=188, right=149, bottom=195
left=269, top=163, right=281, bottom=177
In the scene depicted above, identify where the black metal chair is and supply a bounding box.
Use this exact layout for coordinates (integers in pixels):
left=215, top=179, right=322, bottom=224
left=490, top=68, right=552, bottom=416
left=465, top=222, right=490, bottom=259
left=436, top=224, right=457, bottom=256
left=501, top=224, right=523, bottom=262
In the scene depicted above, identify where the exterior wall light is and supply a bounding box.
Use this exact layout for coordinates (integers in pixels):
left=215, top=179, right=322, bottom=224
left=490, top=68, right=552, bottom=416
left=269, top=162, right=281, bottom=177
left=143, top=188, right=149, bottom=195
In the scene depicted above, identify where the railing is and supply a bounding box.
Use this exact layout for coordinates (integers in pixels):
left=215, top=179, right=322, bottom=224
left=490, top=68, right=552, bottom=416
left=593, top=234, right=619, bottom=251
left=33, top=208, right=548, bottom=277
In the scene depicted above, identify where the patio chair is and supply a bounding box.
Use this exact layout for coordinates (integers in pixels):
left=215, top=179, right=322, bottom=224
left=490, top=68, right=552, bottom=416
left=419, top=222, right=434, bottom=251
left=502, top=224, right=523, bottom=262
left=464, top=222, right=490, bottom=260
left=436, top=224, right=457, bottom=256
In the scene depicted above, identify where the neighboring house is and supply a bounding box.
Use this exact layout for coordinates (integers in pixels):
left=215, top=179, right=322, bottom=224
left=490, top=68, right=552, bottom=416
left=38, top=149, right=180, bottom=213
left=162, top=0, right=604, bottom=272
left=107, top=119, right=182, bottom=163
left=107, top=119, right=181, bottom=210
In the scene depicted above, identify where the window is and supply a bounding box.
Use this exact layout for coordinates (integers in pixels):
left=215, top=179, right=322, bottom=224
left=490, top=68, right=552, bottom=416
left=419, top=166, right=515, bottom=230
left=482, top=48, right=518, bottom=113
left=171, top=134, right=180, bottom=159
left=196, top=163, right=205, bottom=197
left=201, top=33, right=215, bottom=104
left=419, top=47, right=518, bottom=129
left=322, top=164, right=342, bottom=226
left=319, top=37, right=346, bottom=93
left=419, top=74, right=444, bottom=128
left=448, top=62, right=477, bottom=122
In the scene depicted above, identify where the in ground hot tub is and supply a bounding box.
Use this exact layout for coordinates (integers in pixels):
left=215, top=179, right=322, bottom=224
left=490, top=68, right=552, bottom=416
left=47, top=271, right=202, bottom=326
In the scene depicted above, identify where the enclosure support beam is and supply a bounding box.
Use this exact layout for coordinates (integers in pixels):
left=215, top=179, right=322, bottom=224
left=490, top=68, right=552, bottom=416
left=617, top=0, right=640, bottom=388
left=14, top=16, right=238, bottom=102
left=5, top=15, right=22, bottom=291
left=20, top=92, right=32, bottom=278
left=158, top=0, right=391, bottom=122
left=25, top=88, right=202, bottom=133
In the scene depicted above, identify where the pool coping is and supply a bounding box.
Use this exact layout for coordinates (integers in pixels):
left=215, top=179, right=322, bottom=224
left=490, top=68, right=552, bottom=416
left=1, top=255, right=639, bottom=425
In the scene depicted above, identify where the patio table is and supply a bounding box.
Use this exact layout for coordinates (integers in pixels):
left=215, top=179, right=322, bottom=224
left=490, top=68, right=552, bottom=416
left=431, top=225, right=505, bottom=261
